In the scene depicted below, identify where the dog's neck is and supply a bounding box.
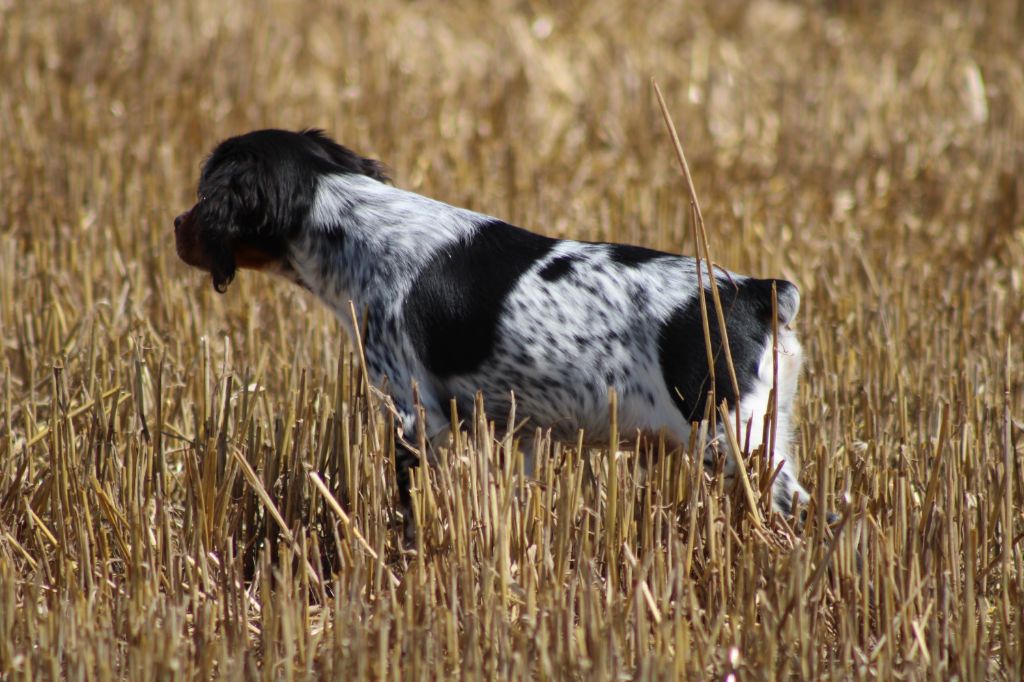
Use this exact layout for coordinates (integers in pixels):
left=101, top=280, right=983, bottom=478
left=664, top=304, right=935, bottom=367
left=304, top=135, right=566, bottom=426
left=286, top=173, right=484, bottom=322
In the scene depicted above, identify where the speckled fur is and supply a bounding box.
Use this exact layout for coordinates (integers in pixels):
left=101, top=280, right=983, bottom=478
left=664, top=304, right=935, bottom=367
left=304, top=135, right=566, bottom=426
left=298, top=174, right=809, bottom=514
left=175, top=129, right=811, bottom=530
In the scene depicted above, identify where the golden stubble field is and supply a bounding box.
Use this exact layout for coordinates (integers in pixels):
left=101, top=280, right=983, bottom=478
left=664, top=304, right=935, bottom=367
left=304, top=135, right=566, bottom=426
left=2, top=0, right=1023, bottom=679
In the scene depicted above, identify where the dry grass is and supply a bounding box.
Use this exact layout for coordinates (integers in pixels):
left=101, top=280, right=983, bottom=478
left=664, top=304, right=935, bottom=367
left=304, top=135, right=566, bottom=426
left=2, top=0, right=1024, bottom=678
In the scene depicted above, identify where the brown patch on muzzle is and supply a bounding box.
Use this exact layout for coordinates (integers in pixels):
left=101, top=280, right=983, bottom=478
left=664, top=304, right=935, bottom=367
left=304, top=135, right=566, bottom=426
left=174, top=208, right=205, bottom=268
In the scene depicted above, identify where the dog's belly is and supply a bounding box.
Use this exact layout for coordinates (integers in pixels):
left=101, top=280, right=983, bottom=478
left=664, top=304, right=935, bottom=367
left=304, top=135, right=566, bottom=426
left=441, top=341, right=691, bottom=445
left=443, top=377, right=693, bottom=448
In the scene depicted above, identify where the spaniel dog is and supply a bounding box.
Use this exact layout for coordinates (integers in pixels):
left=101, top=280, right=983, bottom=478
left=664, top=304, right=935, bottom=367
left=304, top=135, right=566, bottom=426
left=175, top=128, right=812, bottom=536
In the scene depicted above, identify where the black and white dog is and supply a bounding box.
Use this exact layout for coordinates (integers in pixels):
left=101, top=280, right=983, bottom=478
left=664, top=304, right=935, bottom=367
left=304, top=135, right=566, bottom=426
left=175, top=128, right=811, bottom=531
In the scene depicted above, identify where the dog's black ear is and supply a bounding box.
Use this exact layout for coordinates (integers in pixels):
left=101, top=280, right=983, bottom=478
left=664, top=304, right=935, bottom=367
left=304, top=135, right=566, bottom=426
left=223, top=157, right=271, bottom=232
left=200, top=147, right=275, bottom=230
left=195, top=165, right=250, bottom=292
left=205, top=236, right=237, bottom=294
left=302, top=129, right=390, bottom=183
left=195, top=211, right=237, bottom=293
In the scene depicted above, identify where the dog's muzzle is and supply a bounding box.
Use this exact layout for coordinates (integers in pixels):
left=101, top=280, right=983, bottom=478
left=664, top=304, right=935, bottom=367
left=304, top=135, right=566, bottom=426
left=174, top=209, right=203, bottom=268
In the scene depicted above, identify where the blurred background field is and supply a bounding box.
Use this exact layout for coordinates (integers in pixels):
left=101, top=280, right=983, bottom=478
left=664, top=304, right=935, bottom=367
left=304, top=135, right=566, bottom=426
left=1, top=0, right=1023, bottom=678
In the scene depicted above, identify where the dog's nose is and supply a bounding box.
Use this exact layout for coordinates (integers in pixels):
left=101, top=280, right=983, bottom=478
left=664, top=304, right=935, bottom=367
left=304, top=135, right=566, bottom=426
left=174, top=213, right=184, bottom=230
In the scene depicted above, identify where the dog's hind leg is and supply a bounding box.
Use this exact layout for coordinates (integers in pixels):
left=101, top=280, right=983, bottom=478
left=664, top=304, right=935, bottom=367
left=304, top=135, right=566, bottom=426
left=711, top=326, right=811, bottom=517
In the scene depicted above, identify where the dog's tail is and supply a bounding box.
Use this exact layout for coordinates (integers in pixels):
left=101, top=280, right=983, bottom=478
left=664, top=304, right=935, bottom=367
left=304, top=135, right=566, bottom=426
left=732, top=277, right=800, bottom=326
left=771, top=279, right=800, bottom=326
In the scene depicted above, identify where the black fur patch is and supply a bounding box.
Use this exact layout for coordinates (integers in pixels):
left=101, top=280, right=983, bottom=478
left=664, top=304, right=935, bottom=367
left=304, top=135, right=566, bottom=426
left=607, top=243, right=666, bottom=267
left=658, top=278, right=792, bottom=422
left=404, top=220, right=556, bottom=378
left=538, top=256, right=575, bottom=281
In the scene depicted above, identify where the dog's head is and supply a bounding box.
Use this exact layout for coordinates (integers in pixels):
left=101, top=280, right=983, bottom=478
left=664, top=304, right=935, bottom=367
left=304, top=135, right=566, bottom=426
left=174, top=129, right=386, bottom=293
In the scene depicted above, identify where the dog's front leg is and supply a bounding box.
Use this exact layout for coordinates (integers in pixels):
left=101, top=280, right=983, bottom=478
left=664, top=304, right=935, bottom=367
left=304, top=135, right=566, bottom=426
left=395, top=443, right=420, bottom=544
left=387, top=403, right=421, bottom=544
left=389, top=396, right=450, bottom=545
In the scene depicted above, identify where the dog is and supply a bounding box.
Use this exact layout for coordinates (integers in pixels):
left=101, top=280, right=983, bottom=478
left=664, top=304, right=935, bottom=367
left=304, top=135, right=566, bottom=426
left=175, top=128, right=812, bottom=535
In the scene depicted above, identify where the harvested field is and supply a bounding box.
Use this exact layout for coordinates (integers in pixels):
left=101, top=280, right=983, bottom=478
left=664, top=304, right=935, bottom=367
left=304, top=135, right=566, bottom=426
left=2, top=0, right=1023, bottom=678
